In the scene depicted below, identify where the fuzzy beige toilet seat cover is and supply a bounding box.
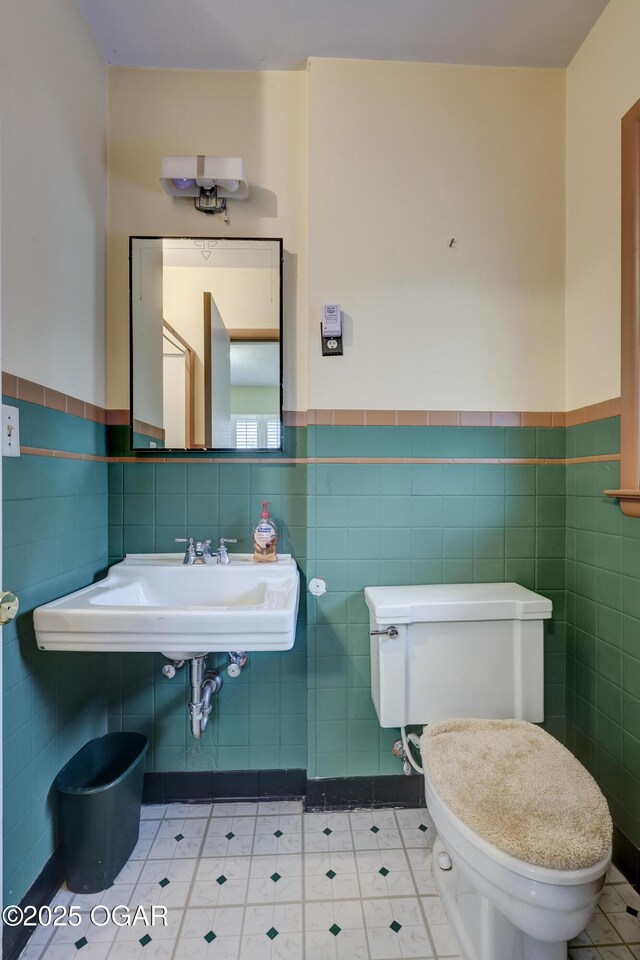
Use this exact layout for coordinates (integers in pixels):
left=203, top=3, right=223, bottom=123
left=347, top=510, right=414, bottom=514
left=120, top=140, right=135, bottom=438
left=420, top=719, right=612, bottom=870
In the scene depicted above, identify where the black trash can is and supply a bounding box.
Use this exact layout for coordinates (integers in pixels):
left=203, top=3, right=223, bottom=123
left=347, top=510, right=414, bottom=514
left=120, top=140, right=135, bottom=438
left=55, top=732, right=149, bottom=893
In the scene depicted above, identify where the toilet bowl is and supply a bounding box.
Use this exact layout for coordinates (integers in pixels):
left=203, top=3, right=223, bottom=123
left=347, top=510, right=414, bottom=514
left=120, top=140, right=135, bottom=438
left=364, top=582, right=613, bottom=960
left=426, top=767, right=609, bottom=960
left=419, top=718, right=611, bottom=960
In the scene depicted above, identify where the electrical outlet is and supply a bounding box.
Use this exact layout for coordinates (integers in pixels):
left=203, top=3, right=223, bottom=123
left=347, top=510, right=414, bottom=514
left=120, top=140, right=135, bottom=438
left=2, top=405, right=20, bottom=457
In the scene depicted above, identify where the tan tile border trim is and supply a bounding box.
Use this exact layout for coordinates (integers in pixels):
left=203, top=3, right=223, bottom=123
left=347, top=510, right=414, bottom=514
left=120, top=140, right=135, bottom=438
left=283, top=411, right=308, bottom=427
left=304, top=400, right=620, bottom=427
left=22, top=447, right=108, bottom=462
left=20, top=448, right=620, bottom=466
left=132, top=419, right=165, bottom=442
left=2, top=374, right=107, bottom=425
left=107, top=409, right=129, bottom=426
left=564, top=397, right=621, bottom=427
left=1, top=373, right=621, bottom=430
left=568, top=454, right=620, bottom=465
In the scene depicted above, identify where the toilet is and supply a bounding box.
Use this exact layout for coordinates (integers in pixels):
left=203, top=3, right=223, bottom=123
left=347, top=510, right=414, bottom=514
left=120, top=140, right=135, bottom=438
left=364, top=582, right=612, bottom=960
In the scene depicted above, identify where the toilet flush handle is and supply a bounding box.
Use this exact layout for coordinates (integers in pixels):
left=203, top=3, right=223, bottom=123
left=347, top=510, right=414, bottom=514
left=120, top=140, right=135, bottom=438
left=369, top=626, right=398, bottom=640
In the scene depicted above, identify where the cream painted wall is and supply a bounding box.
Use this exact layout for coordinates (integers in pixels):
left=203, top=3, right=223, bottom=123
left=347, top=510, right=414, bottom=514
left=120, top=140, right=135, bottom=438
left=0, top=0, right=107, bottom=406
left=164, top=266, right=280, bottom=339
left=565, top=0, right=640, bottom=410
left=107, top=68, right=307, bottom=412
left=307, top=58, right=566, bottom=412
left=163, top=264, right=279, bottom=368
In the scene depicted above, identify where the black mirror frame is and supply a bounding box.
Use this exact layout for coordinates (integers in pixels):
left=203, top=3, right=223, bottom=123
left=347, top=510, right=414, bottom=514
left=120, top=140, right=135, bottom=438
left=128, top=236, right=284, bottom=454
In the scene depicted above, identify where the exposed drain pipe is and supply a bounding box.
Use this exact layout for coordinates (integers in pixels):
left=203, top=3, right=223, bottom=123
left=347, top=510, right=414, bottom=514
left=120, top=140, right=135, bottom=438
left=189, top=656, right=223, bottom=740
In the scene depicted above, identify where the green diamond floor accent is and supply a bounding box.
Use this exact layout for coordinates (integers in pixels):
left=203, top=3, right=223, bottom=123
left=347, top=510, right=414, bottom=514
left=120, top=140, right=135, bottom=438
left=274, top=829, right=283, bottom=838
left=158, top=877, right=170, bottom=888
left=418, top=824, right=428, bottom=832
left=216, top=875, right=227, bottom=885
left=271, top=872, right=281, bottom=882
left=74, top=937, right=88, bottom=950
left=329, top=924, right=341, bottom=936
left=139, top=934, right=152, bottom=946
left=225, top=832, right=235, bottom=840
left=174, top=833, right=184, bottom=841
left=266, top=927, right=279, bottom=940
left=204, top=931, right=217, bottom=944
left=379, top=867, right=390, bottom=877
left=325, top=869, right=336, bottom=879
left=322, top=827, right=332, bottom=836
left=390, top=921, right=402, bottom=933
left=370, top=825, right=380, bottom=834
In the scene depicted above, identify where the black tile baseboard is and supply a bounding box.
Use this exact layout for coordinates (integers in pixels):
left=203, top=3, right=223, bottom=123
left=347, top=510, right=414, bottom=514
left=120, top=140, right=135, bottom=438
left=142, top=769, right=307, bottom=804
left=3, top=846, right=65, bottom=960
left=141, top=770, right=426, bottom=812
left=613, top=824, right=640, bottom=891
left=305, top=774, right=426, bottom=811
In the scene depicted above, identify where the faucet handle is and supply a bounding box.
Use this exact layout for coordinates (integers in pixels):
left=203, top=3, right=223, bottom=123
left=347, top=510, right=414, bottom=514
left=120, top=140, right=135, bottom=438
left=216, top=537, right=237, bottom=565
left=175, top=537, right=196, bottom=564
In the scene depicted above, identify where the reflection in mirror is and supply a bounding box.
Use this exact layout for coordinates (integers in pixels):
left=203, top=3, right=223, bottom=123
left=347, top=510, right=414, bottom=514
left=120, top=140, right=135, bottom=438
left=130, top=237, right=283, bottom=451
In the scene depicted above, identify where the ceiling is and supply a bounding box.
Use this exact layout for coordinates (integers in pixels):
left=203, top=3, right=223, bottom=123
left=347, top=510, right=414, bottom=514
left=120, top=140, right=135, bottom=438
left=74, top=0, right=609, bottom=71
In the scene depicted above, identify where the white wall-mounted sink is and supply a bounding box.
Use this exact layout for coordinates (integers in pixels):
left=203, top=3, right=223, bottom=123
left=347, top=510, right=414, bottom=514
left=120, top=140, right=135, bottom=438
left=34, top=554, right=300, bottom=659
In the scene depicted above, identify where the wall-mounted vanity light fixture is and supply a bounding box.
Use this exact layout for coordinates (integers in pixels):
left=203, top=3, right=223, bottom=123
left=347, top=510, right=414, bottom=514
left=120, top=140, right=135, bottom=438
left=160, top=156, right=248, bottom=219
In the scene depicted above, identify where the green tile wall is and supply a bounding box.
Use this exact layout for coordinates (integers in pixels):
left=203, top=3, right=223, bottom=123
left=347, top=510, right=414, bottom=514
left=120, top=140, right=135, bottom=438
left=12, top=409, right=638, bottom=906
left=107, top=461, right=308, bottom=771
left=305, top=456, right=566, bottom=777
left=109, top=425, right=566, bottom=780
left=2, top=398, right=108, bottom=904
left=565, top=417, right=640, bottom=849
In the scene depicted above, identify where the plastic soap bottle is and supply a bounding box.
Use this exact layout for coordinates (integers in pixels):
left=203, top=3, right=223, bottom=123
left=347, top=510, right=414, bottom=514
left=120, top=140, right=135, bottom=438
left=253, top=502, right=278, bottom=562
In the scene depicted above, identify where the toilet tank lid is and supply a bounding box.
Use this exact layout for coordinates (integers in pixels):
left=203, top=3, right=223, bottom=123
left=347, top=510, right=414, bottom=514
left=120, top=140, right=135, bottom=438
left=364, top=582, right=552, bottom=624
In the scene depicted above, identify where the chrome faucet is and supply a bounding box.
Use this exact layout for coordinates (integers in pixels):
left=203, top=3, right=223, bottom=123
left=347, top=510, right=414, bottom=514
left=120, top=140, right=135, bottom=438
left=175, top=537, right=214, bottom=565
left=216, top=537, right=237, bottom=565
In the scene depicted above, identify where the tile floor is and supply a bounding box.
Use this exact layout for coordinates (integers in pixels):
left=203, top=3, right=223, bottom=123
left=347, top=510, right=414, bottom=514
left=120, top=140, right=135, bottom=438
left=16, top=802, right=640, bottom=960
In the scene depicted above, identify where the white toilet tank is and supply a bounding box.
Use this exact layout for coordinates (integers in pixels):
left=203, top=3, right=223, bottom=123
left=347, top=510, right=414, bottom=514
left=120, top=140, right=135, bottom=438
left=364, top=582, right=552, bottom=728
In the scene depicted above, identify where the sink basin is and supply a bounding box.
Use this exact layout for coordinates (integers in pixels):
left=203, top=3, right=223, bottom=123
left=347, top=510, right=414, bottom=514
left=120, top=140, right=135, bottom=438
left=34, top=554, right=300, bottom=659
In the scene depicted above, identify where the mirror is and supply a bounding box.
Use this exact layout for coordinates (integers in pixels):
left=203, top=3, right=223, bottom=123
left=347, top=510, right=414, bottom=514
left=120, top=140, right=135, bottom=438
left=130, top=237, right=283, bottom=451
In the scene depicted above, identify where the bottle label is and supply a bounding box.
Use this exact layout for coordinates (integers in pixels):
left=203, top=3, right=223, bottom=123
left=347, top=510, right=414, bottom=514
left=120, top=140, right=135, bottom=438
left=255, top=522, right=275, bottom=549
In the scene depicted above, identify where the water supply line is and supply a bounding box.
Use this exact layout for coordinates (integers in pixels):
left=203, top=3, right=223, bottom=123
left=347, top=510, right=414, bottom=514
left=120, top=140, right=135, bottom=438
left=370, top=623, right=424, bottom=775
left=189, top=656, right=223, bottom=740
left=401, top=727, right=424, bottom=775
left=227, top=651, right=248, bottom=678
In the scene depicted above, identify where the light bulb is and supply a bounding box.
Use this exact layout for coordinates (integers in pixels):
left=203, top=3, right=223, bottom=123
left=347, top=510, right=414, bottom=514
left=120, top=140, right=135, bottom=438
left=171, top=178, right=196, bottom=190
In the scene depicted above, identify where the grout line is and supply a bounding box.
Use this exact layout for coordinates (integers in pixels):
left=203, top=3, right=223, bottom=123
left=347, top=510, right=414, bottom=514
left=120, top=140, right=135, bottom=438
left=234, top=809, right=256, bottom=954
left=395, top=809, right=441, bottom=959
left=348, top=807, right=369, bottom=956
left=159, top=892, right=450, bottom=906
left=300, top=805, right=307, bottom=960
left=165, top=813, right=210, bottom=960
